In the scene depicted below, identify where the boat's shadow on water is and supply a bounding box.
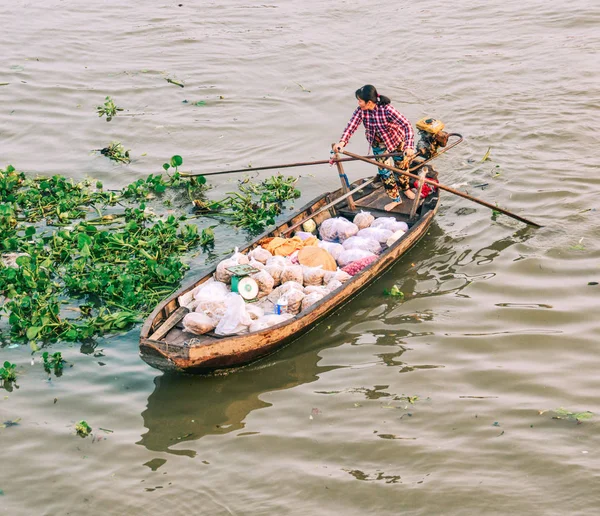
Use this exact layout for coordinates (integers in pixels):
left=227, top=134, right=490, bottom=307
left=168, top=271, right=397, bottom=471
left=137, top=349, right=342, bottom=457
left=137, top=222, right=534, bottom=456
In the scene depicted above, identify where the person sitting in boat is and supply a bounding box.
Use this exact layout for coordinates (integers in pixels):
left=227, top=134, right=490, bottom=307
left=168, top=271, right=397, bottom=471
left=333, top=84, right=416, bottom=212
left=412, top=168, right=439, bottom=198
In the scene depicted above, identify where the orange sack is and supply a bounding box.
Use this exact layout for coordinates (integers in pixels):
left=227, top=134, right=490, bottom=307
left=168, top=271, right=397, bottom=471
left=260, top=236, right=318, bottom=257
left=296, top=246, right=337, bottom=271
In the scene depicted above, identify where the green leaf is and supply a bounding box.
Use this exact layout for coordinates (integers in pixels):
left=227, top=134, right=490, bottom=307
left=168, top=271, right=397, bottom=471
left=77, top=233, right=92, bottom=249
left=26, top=326, right=40, bottom=340
left=162, top=163, right=170, bottom=171
left=384, top=285, right=404, bottom=298
left=552, top=407, right=594, bottom=422
left=390, top=285, right=403, bottom=297
left=171, top=155, right=183, bottom=167
left=75, top=420, right=92, bottom=437
left=196, top=175, right=206, bottom=185
left=64, top=329, right=78, bottom=341
left=25, top=226, right=36, bottom=237
left=166, top=78, right=185, bottom=88
left=15, top=256, right=30, bottom=267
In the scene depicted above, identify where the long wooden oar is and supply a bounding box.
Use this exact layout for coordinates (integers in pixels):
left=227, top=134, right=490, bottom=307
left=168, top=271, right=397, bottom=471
left=179, top=152, right=405, bottom=177
left=342, top=150, right=542, bottom=228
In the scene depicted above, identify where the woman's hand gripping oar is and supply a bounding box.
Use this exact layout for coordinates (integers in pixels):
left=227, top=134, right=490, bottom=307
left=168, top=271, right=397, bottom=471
left=342, top=149, right=542, bottom=228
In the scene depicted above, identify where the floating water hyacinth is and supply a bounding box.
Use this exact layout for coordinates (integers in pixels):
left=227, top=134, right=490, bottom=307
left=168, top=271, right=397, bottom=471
left=552, top=408, right=593, bottom=423
left=96, top=96, right=123, bottom=122
left=75, top=420, right=92, bottom=437
left=99, top=141, right=130, bottom=163
left=0, top=163, right=302, bottom=345
left=0, top=163, right=209, bottom=343
left=192, top=174, right=300, bottom=233
left=0, top=361, right=17, bottom=383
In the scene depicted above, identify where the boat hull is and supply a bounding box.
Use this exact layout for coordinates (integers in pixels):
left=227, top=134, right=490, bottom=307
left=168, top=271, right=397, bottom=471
left=139, top=179, right=439, bottom=374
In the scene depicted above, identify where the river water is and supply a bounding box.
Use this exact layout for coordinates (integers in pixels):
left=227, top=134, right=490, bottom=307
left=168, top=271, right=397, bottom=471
left=1, top=0, right=600, bottom=514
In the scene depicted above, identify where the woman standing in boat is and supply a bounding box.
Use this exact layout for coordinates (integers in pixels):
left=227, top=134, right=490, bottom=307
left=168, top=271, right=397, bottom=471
left=333, top=85, right=416, bottom=211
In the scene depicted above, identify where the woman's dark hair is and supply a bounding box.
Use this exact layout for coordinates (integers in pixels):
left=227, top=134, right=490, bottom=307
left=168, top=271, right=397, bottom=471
left=355, top=84, right=391, bottom=106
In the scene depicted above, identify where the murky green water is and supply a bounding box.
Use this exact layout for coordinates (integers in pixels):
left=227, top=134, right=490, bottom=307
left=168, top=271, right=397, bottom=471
left=2, top=0, right=600, bottom=514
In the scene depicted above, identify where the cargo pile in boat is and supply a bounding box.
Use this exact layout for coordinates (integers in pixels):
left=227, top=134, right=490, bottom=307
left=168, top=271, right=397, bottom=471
left=179, top=211, right=409, bottom=336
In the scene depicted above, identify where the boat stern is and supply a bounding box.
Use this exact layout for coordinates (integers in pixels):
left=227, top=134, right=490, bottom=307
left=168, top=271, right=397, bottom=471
left=139, top=338, right=190, bottom=372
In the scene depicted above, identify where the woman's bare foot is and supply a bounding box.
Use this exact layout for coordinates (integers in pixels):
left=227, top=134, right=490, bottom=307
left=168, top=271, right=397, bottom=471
left=384, top=200, right=402, bottom=211
left=404, top=189, right=416, bottom=200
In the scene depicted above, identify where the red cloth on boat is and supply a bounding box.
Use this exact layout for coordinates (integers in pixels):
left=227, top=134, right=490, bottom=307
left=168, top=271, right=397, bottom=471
left=413, top=178, right=438, bottom=198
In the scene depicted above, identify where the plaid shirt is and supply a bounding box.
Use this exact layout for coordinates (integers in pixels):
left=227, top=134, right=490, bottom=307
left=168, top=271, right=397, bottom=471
left=340, top=105, right=415, bottom=152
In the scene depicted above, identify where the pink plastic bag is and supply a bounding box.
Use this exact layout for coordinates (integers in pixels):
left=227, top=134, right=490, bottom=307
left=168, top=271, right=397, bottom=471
left=341, top=255, right=378, bottom=276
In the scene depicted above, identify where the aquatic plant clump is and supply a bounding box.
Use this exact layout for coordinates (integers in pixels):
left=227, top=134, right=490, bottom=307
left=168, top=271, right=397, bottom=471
left=99, top=142, right=130, bottom=163
left=0, top=164, right=210, bottom=343
left=0, top=361, right=17, bottom=383
left=552, top=407, right=593, bottom=423
left=96, top=96, right=123, bottom=122
left=75, top=420, right=92, bottom=437
left=1, top=163, right=304, bottom=345
left=42, top=351, right=65, bottom=375
left=193, top=174, right=301, bottom=233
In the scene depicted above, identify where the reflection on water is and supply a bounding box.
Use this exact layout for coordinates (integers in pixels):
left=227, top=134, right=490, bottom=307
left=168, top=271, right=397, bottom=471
left=343, top=222, right=536, bottom=344
left=138, top=347, right=339, bottom=456
left=138, top=222, right=533, bottom=457
left=404, top=223, right=534, bottom=298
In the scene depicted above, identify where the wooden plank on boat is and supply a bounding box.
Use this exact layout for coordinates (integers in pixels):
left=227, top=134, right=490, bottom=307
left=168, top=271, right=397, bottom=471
left=354, top=185, right=415, bottom=215
left=409, top=170, right=427, bottom=221
left=149, top=306, right=189, bottom=341
left=162, top=327, right=194, bottom=347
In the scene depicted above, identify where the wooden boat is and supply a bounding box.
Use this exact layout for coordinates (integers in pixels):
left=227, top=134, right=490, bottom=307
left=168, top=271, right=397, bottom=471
left=139, top=164, right=443, bottom=374
left=140, top=120, right=465, bottom=374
